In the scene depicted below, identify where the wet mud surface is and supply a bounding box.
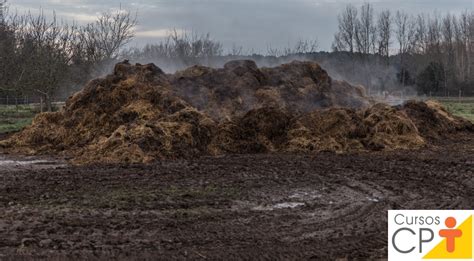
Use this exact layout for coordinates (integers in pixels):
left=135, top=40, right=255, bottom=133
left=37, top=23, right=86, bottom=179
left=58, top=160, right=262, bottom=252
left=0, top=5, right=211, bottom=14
left=0, top=135, right=472, bottom=260
left=0, top=156, right=67, bottom=172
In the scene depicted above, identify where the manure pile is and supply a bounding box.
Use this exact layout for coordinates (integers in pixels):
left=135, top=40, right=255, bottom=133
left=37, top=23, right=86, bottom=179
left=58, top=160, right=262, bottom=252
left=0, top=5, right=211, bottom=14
left=1, top=60, right=472, bottom=164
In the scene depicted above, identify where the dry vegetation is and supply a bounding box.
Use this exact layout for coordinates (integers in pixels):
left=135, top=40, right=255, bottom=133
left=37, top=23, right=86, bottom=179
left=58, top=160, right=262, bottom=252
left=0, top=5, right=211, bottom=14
left=1, top=60, right=472, bottom=164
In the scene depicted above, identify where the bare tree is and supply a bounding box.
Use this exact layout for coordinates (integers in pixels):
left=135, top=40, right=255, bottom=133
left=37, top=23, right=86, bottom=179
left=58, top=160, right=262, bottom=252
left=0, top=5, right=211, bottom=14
left=266, top=44, right=281, bottom=57
left=229, top=44, right=244, bottom=56
left=414, top=14, right=428, bottom=54
left=79, top=8, right=137, bottom=63
left=395, top=11, right=415, bottom=55
left=125, top=29, right=223, bottom=68
left=166, top=29, right=223, bottom=61
left=377, top=10, right=391, bottom=62
left=293, top=39, right=319, bottom=54
left=469, top=12, right=474, bottom=83
left=0, top=6, right=141, bottom=109
left=453, top=14, right=464, bottom=82
left=458, top=11, right=472, bottom=82
left=470, top=12, right=474, bottom=82
left=395, top=11, right=417, bottom=85
left=0, top=0, right=5, bottom=24
left=282, top=39, right=319, bottom=56
left=441, top=14, right=456, bottom=92
left=354, top=3, right=376, bottom=55
left=332, top=4, right=358, bottom=53
left=0, top=0, right=18, bottom=96
left=16, top=11, right=78, bottom=111
left=427, top=13, right=442, bottom=59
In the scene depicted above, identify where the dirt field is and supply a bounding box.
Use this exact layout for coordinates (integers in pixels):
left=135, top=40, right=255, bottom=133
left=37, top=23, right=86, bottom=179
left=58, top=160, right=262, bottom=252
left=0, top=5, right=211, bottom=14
left=0, top=134, right=473, bottom=260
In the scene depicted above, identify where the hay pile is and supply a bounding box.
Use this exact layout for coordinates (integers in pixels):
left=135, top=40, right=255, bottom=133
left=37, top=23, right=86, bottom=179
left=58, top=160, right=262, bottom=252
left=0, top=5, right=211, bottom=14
left=1, top=60, right=472, bottom=164
left=171, top=60, right=372, bottom=119
left=2, top=63, right=216, bottom=163
left=400, top=100, right=473, bottom=139
left=210, top=103, right=428, bottom=154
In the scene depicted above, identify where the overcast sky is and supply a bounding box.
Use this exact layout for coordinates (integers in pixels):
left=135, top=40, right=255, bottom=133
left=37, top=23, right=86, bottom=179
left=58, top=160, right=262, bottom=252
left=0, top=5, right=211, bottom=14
left=6, top=0, right=473, bottom=52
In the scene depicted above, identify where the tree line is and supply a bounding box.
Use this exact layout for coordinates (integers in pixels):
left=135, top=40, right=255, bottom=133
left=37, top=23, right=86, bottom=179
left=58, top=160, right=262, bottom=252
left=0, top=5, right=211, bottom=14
left=332, top=3, right=473, bottom=96
left=0, top=0, right=137, bottom=110
left=124, top=29, right=320, bottom=72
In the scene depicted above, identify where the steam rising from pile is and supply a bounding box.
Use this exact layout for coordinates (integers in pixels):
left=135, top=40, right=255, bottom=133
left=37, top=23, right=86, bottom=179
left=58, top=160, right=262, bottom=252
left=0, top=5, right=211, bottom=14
left=1, top=60, right=472, bottom=164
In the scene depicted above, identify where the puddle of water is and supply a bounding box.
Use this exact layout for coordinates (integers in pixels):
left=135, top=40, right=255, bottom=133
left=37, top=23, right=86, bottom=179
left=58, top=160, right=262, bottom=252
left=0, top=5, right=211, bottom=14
left=274, top=202, right=305, bottom=209
left=366, top=197, right=380, bottom=202
left=0, top=160, right=53, bottom=166
left=0, top=156, right=67, bottom=170
left=289, top=191, right=322, bottom=200
left=252, top=202, right=305, bottom=211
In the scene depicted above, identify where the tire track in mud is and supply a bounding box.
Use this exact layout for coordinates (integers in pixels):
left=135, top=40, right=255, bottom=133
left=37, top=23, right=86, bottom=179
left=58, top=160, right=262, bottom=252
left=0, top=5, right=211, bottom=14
left=0, top=135, right=472, bottom=259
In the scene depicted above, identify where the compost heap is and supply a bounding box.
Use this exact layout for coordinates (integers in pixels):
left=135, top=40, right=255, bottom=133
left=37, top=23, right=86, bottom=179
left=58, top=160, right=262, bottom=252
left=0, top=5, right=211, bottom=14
left=1, top=60, right=472, bottom=164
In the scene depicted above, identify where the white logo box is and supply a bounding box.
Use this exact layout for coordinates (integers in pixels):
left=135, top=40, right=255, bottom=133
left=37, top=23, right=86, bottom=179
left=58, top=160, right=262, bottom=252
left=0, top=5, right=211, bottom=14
left=388, top=210, right=473, bottom=261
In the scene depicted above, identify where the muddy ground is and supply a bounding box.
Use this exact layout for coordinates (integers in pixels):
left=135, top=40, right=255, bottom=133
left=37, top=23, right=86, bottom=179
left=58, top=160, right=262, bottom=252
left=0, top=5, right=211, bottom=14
left=0, top=135, right=473, bottom=260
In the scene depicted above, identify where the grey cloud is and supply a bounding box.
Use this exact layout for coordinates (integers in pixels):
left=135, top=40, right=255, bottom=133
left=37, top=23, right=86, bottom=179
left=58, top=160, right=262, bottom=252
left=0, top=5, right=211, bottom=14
left=7, top=0, right=473, bottom=51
